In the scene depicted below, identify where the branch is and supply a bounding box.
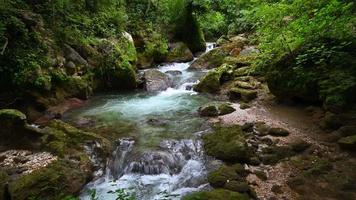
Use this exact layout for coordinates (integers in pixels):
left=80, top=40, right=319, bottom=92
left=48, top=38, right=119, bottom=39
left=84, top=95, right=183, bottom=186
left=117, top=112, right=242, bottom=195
left=1, top=37, right=8, bottom=55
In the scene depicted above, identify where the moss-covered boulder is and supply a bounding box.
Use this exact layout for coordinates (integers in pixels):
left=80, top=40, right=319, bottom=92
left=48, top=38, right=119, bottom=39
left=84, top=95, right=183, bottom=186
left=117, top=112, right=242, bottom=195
left=338, top=135, right=356, bottom=151
left=182, top=189, right=249, bottom=200
left=194, top=64, right=235, bottom=93
left=268, top=127, right=290, bottom=137
left=218, top=103, right=236, bottom=115
left=189, top=48, right=227, bottom=70
left=166, top=42, right=194, bottom=63
left=194, top=70, right=222, bottom=93
left=0, top=109, right=43, bottom=149
left=8, top=159, right=91, bottom=200
left=208, top=164, right=247, bottom=188
left=199, top=104, right=219, bottom=117
left=203, top=125, right=251, bottom=163
left=228, top=88, right=257, bottom=102
left=95, top=38, right=138, bottom=90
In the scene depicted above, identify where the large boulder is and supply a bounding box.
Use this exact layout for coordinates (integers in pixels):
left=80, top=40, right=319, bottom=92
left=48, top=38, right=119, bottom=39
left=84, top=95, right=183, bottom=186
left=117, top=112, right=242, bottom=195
left=198, top=103, right=236, bottom=117
left=203, top=125, right=251, bottom=163
left=166, top=42, right=194, bottom=63
left=144, top=69, right=171, bottom=92
left=189, top=48, right=227, bottom=70
left=228, top=88, right=258, bottom=102
left=194, top=64, right=235, bottom=93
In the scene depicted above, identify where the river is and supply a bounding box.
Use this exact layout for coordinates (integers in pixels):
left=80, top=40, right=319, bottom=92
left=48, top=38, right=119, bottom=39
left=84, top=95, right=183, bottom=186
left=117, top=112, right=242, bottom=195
left=63, top=43, right=219, bottom=200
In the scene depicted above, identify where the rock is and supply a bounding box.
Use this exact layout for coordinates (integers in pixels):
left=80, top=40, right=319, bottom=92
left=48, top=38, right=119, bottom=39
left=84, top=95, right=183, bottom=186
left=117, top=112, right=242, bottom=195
left=268, top=128, right=290, bottom=137
left=146, top=118, right=167, bottom=126
left=225, top=181, right=250, bottom=193
left=182, top=189, right=249, bottom=200
left=218, top=103, right=236, bottom=115
left=208, top=164, right=248, bottom=188
left=320, top=112, right=344, bottom=130
left=0, top=109, right=27, bottom=127
left=335, top=126, right=356, bottom=137
left=290, top=139, right=311, bottom=152
left=194, top=70, right=222, bottom=93
left=234, top=66, right=251, bottom=77
left=199, top=104, right=219, bottom=117
left=194, top=64, right=235, bottom=93
left=203, top=125, right=251, bottom=162
left=136, top=53, right=154, bottom=69
left=64, top=44, right=88, bottom=66
left=64, top=61, right=76, bottom=75
left=0, top=170, right=9, bottom=200
left=240, top=46, right=260, bottom=56
left=144, top=69, right=171, bottom=92
left=216, top=36, right=229, bottom=46
left=229, top=36, right=248, bottom=44
left=189, top=48, right=227, bottom=70
left=228, top=88, right=257, bottom=102
left=240, top=102, right=251, bottom=110
left=254, top=122, right=270, bottom=136
left=338, top=135, right=356, bottom=151
left=166, top=42, right=194, bottom=62
left=254, top=170, right=267, bottom=181
left=35, top=98, right=85, bottom=125
left=260, top=145, right=295, bottom=165
left=235, top=80, right=255, bottom=90
left=165, top=70, right=183, bottom=76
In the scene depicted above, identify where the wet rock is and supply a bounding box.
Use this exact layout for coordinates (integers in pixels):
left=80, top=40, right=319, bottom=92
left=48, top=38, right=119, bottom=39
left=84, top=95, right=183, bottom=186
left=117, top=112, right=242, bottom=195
left=199, top=104, right=219, bottom=117
left=228, top=88, right=257, bottom=103
left=166, top=42, right=194, bottom=63
left=194, top=70, right=222, bottom=93
left=268, top=128, right=290, bottom=137
left=338, top=135, right=356, bottom=151
left=203, top=125, right=251, bottom=162
left=182, top=189, right=250, bottom=200
left=165, top=70, right=183, bottom=76
left=144, top=69, right=171, bottom=92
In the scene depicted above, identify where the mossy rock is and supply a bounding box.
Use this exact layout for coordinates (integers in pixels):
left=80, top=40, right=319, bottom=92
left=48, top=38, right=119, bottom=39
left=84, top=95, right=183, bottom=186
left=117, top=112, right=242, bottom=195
left=338, top=135, right=356, bottom=151
left=199, top=104, right=219, bottom=117
left=260, top=145, right=295, bottom=165
left=268, top=128, right=290, bottom=137
left=0, top=109, right=42, bottom=149
left=0, top=170, right=9, bottom=200
left=194, top=64, right=235, bottom=93
left=234, top=66, right=251, bottom=77
left=63, top=77, right=93, bottom=100
left=8, top=159, right=91, bottom=200
left=207, top=164, right=247, bottom=188
left=203, top=125, right=251, bottom=162
left=228, top=88, right=257, bottom=103
left=189, top=48, right=227, bottom=70
left=166, top=42, right=194, bottom=63
left=218, top=103, right=236, bottom=115
left=41, top=120, right=109, bottom=157
left=194, top=70, right=222, bottom=93
left=182, top=189, right=249, bottom=200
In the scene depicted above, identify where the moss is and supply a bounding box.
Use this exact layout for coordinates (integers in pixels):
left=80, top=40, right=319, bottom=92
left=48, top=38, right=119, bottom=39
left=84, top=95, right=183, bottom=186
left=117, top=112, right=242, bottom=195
left=218, top=103, right=236, bottom=115
left=189, top=48, right=227, bottom=70
left=338, top=135, right=356, bottom=151
left=0, top=109, right=27, bottom=127
left=207, top=164, right=248, bottom=188
left=268, top=128, right=290, bottom=137
left=8, top=159, right=91, bottom=200
left=228, top=88, right=257, bottom=102
left=166, top=42, right=193, bottom=62
left=0, top=170, right=9, bottom=200
left=41, top=120, right=109, bottom=157
left=260, top=145, right=295, bottom=165
left=199, top=104, right=219, bottom=117
left=194, top=70, right=222, bottom=93
left=203, top=125, right=251, bottom=163
left=63, top=77, right=93, bottom=100
left=182, top=189, right=249, bottom=200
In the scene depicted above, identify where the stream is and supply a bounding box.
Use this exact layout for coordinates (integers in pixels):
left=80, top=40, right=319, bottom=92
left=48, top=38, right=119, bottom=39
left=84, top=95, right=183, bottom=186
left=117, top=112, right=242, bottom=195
left=63, top=43, right=219, bottom=200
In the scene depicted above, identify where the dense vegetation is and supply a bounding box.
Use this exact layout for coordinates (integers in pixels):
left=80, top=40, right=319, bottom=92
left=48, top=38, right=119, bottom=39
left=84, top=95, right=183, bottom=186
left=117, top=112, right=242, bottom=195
left=0, top=0, right=355, bottom=199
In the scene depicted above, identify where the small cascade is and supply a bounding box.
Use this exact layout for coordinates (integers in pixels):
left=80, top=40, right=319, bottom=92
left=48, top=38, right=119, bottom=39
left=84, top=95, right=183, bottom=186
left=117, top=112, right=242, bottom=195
left=75, top=43, right=216, bottom=200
